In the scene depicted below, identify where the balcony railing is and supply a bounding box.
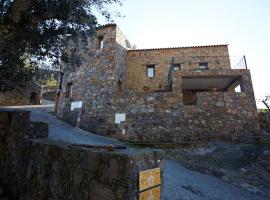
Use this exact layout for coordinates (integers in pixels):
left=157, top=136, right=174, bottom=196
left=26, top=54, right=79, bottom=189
left=231, top=55, right=248, bottom=69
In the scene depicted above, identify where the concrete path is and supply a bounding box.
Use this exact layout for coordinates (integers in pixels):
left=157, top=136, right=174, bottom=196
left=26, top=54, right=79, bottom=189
left=162, top=159, right=268, bottom=200
left=1, top=104, right=125, bottom=148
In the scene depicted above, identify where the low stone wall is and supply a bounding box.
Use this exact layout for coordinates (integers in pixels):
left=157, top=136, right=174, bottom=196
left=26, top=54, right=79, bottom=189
left=259, top=112, right=270, bottom=133
left=0, top=110, right=160, bottom=200
left=0, top=91, right=29, bottom=106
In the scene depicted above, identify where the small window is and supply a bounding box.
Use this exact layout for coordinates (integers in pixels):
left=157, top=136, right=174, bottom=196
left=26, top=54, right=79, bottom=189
left=147, top=65, right=155, bottom=78
left=98, top=36, right=104, bottom=49
left=173, top=63, right=181, bottom=71
left=198, top=62, right=208, bottom=69
left=65, top=82, right=73, bottom=98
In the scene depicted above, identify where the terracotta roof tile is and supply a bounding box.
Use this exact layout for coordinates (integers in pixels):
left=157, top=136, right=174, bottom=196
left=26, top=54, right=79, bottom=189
left=128, top=44, right=228, bottom=51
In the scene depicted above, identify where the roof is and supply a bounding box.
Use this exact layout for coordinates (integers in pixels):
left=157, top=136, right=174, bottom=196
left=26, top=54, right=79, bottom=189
left=96, top=23, right=117, bottom=30
left=128, top=44, right=228, bottom=52
left=96, top=24, right=228, bottom=51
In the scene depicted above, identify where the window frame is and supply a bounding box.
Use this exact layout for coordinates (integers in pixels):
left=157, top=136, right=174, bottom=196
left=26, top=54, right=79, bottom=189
left=146, top=65, right=155, bottom=78
left=97, top=36, right=104, bottom=49
left=173, top=63, right=181, bottom=71
left=198, top=62, right=209, bottom=70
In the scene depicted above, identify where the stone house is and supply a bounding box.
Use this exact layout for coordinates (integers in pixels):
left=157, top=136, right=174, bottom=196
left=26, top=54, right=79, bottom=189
left=57, top=24, right=259, bottom=143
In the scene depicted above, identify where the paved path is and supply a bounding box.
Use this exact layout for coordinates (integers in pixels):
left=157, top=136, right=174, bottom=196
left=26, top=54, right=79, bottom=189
left=2, top=104, right=125, bottom=148
left=162, top=159, right=268, bottom=200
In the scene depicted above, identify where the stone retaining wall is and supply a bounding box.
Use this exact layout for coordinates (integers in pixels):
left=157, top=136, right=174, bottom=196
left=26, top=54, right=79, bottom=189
left=0, top=110, right=160, bottom=200
left=114, top=91, right=259, bottom=143
left=259, top=112, right=270, bottom=133
left=66, top=90, right=259, bottom=143
left=0, top=91, right=29, bottom=106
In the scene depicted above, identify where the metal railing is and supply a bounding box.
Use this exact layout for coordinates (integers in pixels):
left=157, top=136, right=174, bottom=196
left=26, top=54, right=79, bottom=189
left=232, top=55, right=248, bottom=69
left=164, top=55, right=248, bottom=70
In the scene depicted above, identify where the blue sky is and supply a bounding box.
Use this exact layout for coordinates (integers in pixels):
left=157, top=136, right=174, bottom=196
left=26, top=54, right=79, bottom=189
left=96, top=0, right=270, bottom=108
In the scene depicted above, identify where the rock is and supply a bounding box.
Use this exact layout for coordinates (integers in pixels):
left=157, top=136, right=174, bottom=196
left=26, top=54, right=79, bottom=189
left=222, top=176, right=229, bottom=182
left=212, top=168, right=226, bottom=178
left=241, top=168, right=247, bottom=173
left=240, top=183, right=259, bottom=194
left=216, top=102, right=225, bottom=107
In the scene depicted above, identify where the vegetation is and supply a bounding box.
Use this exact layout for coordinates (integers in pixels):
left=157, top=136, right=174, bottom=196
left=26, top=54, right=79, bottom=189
left=262, top=95, right=270, bottom=112
left=0, top=0, right=122, bottom=91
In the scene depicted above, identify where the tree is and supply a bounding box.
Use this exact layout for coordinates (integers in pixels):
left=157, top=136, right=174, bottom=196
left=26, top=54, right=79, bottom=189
left=262, top=95, right=270, bottom=112
left=0, top=0, right=121, bottom=91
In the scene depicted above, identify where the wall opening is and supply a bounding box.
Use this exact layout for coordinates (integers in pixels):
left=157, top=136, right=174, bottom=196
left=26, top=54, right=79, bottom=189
left=147, top=65, right=155, bottom=78
left=182, top=75, right=244, bottom=105
left=173, top=63, right=181, bottom=71
left=98, top=36, right=104, bottom=49
left=183, top=90, right=198, bottom=105
left=65, top=82, right=73, bottom=98
left=29, top=92, right=40, bottom=105
left=198, top=62, right=209, bottom=70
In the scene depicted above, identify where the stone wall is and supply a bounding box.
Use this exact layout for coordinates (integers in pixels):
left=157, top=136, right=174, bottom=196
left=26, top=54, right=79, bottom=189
left=61, top=68, right=259, bottom=143
left=58, top=24, right=131, bottom=129
left=127, top=45, right=230, bottom=92
left=113, top=91, right=259, bottom=143
left=0, top=110, right=160, bottom=200
left=0, top=81, right=41, bottom=106
left=259, top=112, right=270, bottom=132
left=0, top=91, right=29, bottom=106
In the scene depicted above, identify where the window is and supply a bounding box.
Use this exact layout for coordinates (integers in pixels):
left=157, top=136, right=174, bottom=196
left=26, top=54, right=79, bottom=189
left=173, top=63, right=181, bottom=71
left=65, top=82, right=73, bottom=98
left=147, top=65, right=155, bottom=78
left=198, top=62, right=208, bottom=69
left=98, top=36, right=104, bottom=49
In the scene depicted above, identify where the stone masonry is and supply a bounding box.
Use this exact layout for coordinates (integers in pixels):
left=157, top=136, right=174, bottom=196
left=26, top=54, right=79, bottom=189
left=57, top=24, right=259, bottom=143
left=0, top=110, right=160, bottom=199
left=0, top=81, right=41, bottom=106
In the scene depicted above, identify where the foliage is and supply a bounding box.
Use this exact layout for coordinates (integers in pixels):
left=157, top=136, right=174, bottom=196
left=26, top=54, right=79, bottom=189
left=38, top=74, right=57, bottom=87
left=0, top=0, right=121, bottom=91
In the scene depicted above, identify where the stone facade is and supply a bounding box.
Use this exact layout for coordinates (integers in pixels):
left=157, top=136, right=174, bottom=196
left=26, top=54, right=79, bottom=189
left=0, top=110, right=160, bottom=200
left=127, top=45, right=230, bottom=92
left=57, top=24, right=259, bottom=143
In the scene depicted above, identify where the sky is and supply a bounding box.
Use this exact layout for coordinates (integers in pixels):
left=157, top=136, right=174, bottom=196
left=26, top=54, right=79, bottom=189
left=96, top=0, right=270, bottom=108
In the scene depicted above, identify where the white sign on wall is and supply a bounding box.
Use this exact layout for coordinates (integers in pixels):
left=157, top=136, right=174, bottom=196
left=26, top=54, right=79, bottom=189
left=115, top=113, right=126, bottom=124
left=71, top=101, right=82, bottom=111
